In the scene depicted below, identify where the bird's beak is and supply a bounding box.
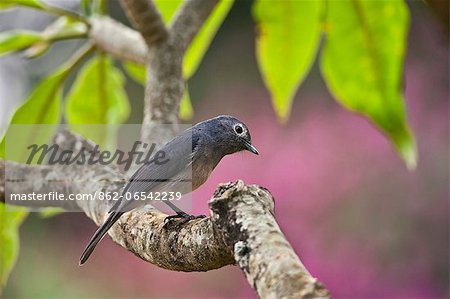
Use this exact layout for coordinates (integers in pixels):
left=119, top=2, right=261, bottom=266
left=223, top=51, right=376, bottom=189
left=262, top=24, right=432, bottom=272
left=245, top=141, right=259, bottom=155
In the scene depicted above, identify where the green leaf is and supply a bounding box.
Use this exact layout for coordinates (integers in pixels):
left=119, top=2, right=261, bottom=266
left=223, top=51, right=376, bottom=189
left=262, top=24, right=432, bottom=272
left=0, top=18, right=87, bottom=59
left=320, top=0, right=416, bottom=169
left=154, top=0, right=182, bottom=23
left=180, top=85, right=194, bottom=120
left=0, top=70, right=65, bottom=161
left=42, top=16, right=88, bottom=42
left=0, top=0, right=45, bottom=10
left=0, top=44, right=93, bottom=161
left=0, top=203, right=28, bottom=291
left=39, top=207, right=64, bottom=218
left=0, top=30, right=42, bottom=57
left=123, top=61, right=146, bottom=84
left=66, top=55, right=130, bottom=148
left=184, top=0, right=234, bottom=78
left=253, top=0, right=322, bottom=122
left=22, top=17, right=87, bottom=59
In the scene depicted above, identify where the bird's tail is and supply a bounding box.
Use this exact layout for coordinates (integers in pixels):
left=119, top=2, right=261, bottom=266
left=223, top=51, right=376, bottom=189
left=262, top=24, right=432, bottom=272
left=79, top=211, right=124, bottom=265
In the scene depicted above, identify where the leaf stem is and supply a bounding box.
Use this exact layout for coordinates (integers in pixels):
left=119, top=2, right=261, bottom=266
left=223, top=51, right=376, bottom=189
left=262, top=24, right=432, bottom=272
left=54, top=42, right=95, bottom=84
left=46, top=31, right=88, bottom=43
left=44, top=5, right=88, bottom=24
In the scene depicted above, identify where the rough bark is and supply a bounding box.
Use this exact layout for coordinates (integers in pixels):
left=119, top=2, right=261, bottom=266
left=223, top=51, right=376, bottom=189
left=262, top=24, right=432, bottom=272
left=119, top=0, right=168, bottom=47
left=1, top=131, right=330, bottom=298
left=211, top=182, right=330, bottom=298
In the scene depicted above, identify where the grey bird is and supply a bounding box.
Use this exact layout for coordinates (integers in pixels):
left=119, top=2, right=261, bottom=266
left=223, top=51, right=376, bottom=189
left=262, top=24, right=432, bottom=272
left=79, top=115, right=258, bottom=265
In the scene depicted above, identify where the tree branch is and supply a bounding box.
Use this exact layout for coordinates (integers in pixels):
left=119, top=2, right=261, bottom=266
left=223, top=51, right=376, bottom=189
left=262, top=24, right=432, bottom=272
left=89, top=16, right=147, bottom=64
left=170, top=0, right=220, bottom=52
left=119, top=0, right=168, bottom=48
left=211, top=182, right=330, bottom=298
left=84, top=1, right=222, bottom=66
left=139, top=0, right=220, bottom=143
left=1, top=131, right=330, bottom=298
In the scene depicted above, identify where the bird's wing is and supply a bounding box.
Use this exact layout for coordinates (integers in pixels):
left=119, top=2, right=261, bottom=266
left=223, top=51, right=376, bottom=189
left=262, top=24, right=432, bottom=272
left=112, top=129, right=200, bottom=213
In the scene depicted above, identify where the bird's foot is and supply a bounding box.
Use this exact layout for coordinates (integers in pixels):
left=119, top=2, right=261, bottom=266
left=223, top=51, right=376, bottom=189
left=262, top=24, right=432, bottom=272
left=163, top=212, right=206, bottom=229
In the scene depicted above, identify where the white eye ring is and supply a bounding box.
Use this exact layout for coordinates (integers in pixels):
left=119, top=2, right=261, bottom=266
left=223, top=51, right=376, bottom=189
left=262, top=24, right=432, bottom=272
left=234, top=124, right=245, bottom=136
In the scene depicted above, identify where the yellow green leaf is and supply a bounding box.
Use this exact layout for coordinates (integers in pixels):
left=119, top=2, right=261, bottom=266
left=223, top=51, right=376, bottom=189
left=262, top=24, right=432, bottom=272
left=154, top=0, right=181, bottom=23
left=0, top=203, right=28, bottom=290
left=180, top=85, right=194, bottom=120
left=66, top=55, right=130, bottom=148
left=123, top=60, right=146, bottom=84
left=0, top=0, right=45, bottom=10
left=253, top=0, right=322, bottom=122
left=183, top=0, right=234, bottom=78
left=0, top=44, right=93, bottom=161
left=0, top=70, right=64, bottom=161
left=39, top=207, right=64, bottom=218
left=320, top=0, right=416, bottom=169
left=0, top=30, right=42, bottom=57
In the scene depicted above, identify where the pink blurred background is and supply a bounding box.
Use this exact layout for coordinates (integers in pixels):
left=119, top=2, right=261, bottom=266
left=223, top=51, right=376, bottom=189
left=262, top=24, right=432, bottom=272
left=2, top=1, right=448, bottom=298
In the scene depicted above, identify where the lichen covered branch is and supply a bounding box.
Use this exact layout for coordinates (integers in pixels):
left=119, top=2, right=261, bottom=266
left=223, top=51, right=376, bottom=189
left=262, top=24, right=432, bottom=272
left=89, top=16, right=147, bottom=64
left=211, top=182, right=331, bottom=298
left=1, top=160, right=330, bottom=297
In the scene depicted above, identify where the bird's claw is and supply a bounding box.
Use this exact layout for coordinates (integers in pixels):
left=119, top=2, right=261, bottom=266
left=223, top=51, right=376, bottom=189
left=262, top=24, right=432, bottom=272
left=163, top=212, right=206, bottom=229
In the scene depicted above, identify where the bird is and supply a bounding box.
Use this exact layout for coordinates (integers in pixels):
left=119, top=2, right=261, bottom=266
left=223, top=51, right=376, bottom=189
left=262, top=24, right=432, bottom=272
left=79, top=115, right=259, bottom=265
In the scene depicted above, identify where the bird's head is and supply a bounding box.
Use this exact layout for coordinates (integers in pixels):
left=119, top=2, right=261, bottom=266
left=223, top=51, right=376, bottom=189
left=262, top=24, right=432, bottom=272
left=202, top=115, right=259, bottom=156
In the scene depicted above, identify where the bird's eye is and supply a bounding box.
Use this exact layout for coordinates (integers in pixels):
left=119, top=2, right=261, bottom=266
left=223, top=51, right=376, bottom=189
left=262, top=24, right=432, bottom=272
left=234, top=124, right=244, bottom=135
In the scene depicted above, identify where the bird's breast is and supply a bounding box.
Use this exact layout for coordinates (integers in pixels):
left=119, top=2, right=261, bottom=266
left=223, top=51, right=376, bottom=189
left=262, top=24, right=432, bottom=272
left=191, top=159, right=215, bottom=190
